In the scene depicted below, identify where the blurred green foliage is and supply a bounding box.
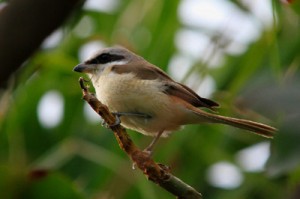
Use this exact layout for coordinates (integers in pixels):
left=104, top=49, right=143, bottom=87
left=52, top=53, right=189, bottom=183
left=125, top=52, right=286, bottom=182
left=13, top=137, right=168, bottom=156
left=1, top=0, right=300, bottom=198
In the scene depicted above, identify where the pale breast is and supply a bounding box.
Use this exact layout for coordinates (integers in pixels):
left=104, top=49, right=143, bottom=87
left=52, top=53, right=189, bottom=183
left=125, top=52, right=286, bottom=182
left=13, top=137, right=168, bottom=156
left=91, top=70, right=188, bottom=136
left=93, top=72, right=156, bottom=111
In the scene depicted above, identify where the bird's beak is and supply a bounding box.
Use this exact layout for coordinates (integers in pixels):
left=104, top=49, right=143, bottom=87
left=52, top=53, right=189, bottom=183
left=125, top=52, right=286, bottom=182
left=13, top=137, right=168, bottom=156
left=73, top=63, right=94, bottom=73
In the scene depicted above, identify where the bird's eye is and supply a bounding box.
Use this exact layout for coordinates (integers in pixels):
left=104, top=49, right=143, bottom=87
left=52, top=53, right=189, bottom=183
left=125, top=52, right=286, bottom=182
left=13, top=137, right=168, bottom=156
left=96, top=53, right=111, bottom=64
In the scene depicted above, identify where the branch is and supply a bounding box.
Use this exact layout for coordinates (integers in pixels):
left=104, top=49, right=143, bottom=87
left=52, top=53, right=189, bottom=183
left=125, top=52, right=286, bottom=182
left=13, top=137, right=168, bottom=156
left=78, top=77, right=202, bottom=199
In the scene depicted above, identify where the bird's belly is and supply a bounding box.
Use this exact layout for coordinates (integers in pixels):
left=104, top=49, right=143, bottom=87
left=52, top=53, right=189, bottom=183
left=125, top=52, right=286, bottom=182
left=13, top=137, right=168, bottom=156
left=93, top=73, right=187, bottom=136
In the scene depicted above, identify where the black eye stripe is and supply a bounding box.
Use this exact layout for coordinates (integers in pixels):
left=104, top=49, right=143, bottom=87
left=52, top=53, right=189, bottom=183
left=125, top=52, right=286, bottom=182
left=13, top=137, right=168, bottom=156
left=96, top=53, right=110, bottom=63
left=85, top=53, right=125, bottom=64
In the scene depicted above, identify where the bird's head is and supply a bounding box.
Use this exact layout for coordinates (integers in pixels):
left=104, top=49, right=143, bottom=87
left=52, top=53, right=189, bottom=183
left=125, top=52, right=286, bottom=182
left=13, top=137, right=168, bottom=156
left=73, top=46, right=140, bottom=78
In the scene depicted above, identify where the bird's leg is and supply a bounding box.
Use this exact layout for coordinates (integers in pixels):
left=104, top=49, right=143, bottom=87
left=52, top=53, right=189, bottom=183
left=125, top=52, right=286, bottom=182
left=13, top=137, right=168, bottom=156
left=112, top=112, right=152, bottom=119
left=103, top=112, right=151, bottom=128
left=143, top=130, right=164, bottom=156
left=131, top=130, right=164, bottom=170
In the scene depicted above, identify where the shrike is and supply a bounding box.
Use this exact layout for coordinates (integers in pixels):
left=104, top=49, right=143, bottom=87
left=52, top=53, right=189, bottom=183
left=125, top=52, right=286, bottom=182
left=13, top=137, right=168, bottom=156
left=74, top=46, right=276, bottom=152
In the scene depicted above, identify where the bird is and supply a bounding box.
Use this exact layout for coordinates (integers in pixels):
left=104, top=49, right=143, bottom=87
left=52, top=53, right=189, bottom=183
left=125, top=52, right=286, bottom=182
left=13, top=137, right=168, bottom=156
left=73, top=46, right=276, bottom=153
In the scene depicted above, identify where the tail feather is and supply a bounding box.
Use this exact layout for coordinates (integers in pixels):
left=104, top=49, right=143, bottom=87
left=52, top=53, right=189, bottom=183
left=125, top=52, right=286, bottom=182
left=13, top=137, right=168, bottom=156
left=192, top=109, right=276, bottom=138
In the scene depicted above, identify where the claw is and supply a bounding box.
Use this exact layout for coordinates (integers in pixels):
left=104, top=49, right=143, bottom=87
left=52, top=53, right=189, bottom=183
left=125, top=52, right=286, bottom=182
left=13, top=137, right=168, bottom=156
left=143, top=147, right=153, bottom=157
left=100, top=113, right=121, bottom=128
left=110, top=113, right=121, bottom=127
left=101, top=119, right=109, bottom=128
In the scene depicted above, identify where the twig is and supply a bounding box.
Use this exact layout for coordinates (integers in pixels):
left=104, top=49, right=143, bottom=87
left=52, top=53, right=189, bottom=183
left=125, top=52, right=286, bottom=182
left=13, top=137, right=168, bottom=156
left=78, top=77, right=202, bottom=199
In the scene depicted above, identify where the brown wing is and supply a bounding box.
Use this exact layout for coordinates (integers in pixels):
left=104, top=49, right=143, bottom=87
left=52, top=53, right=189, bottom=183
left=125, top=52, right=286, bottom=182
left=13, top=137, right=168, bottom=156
left=111, top=61, right=219, bottom=110
left=111, top=60, right=173, bottom=81
left=163, top=82, right=219, bottom=110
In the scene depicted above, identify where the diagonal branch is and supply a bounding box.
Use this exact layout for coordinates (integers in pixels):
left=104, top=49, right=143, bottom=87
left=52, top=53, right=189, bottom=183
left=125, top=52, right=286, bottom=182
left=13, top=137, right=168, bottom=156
left=78, top=77, right=202, bottom=199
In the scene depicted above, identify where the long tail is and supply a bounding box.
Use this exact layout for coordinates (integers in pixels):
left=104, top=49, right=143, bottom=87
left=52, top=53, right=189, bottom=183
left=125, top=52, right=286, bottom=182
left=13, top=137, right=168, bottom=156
left=191, top=109, right=276, bottom=138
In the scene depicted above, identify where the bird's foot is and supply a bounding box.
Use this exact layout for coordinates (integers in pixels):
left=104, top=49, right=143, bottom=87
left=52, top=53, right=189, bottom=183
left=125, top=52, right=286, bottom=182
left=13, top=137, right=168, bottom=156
left=110, top=112, right=122, bottom=127
left=141, top=130, right=164, bottom=158
left=101, top=112, right=121, bottom=128
left=131, top=148, right=153, bottom=170
left=142, top=146, right=154, bottom=157
left=102, top=111, right=151, bottom=128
